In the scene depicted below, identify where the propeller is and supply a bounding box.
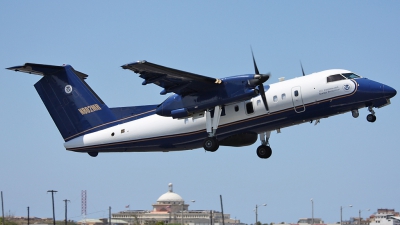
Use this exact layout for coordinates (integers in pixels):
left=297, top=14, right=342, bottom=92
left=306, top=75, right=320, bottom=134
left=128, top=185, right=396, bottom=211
left=251, top=49, right=270, bottom=111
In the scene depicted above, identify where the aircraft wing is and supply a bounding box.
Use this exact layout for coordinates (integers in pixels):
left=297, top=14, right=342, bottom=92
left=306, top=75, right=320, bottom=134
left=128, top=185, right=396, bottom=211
left=121, top=60, right=222, bottom=95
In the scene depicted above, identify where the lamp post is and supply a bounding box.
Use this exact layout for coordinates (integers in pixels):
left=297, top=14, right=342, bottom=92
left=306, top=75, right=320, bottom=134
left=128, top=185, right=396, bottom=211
left=180, top=200, right=195, bottom=225
left=180, top=203, right=183, bottom=225
left=255, top=204, right=266, bottom=225
left=358, top=209, right=370, bottom=225
left=63, top=199, right=70, bottom=225
left=340, top=205, right=352, bottom=225
left=311, top=199, right=314, bottom=225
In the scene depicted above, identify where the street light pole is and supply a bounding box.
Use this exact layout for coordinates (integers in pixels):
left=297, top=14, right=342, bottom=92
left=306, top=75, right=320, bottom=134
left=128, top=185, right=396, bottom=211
left=311, top=199, right=314, bottom=225
left=180, top=202, right=184, bottom=225
left=63, top=199, right=70, bottom=225
left=180, top=200, right=195, bottom=225
left=255, top=204, right=266, bottom=225
left=47, top=190, right=58, bottom=225
left=340, top=205, right=352, bottom=225
left=1, top=191, right=4, bottom=225
left=358, top=209, right=370, bottom=225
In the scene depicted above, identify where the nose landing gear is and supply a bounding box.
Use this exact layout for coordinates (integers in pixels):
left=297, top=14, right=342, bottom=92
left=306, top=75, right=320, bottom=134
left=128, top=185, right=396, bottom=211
left=367, top=106, right=377, bottom=123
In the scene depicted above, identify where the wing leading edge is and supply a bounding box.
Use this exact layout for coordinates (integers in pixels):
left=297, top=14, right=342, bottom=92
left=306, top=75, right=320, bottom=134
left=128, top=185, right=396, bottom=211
left=121, top=60, right=222, bottom=95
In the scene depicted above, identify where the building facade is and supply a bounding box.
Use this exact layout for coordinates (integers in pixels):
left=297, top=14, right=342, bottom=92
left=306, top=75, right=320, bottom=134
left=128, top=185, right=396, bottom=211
left=369, top=209, right=400, bottom=225
left=112, top=183, right=243, bottom=225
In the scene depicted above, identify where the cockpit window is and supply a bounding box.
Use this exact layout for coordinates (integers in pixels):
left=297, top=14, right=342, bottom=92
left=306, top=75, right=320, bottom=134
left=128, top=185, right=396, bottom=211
left=327, top=74, right=345, bottom=83
left=342, top=73, right=360, bottom=79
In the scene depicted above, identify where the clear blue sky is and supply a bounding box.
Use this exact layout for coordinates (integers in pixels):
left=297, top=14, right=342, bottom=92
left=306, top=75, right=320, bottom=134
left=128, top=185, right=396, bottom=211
left=1, top=1, right=399, bottom=224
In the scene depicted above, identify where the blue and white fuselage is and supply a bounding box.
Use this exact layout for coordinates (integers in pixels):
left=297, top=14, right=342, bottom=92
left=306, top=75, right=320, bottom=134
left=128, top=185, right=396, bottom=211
left=7, top=62, right=396, bottom=158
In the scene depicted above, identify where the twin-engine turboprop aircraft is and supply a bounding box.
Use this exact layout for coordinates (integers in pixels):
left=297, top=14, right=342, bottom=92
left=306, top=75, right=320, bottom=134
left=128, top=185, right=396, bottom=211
left=7, top=55, right=397, bottom=158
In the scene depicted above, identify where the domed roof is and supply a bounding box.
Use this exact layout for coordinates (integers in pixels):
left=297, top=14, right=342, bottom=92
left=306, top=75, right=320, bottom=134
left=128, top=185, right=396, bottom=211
left=157, top=183, right=184, bottom=202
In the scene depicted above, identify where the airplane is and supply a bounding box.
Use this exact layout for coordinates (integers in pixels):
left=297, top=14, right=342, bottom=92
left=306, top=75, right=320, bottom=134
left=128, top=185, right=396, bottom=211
left=6, top=55, right=397, bottom=158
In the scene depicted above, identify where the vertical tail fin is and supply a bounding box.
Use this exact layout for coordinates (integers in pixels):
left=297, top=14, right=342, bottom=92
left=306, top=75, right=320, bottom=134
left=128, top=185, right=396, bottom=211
left=7, top=63, right=116, bottom=141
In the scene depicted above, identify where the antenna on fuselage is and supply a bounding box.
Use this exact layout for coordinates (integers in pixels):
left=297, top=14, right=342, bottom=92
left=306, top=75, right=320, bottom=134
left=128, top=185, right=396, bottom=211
left=300, top=61, right=305, bottom=76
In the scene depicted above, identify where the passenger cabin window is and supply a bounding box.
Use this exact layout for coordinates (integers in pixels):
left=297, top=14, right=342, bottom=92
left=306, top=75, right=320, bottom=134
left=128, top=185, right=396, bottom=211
left=245, top=102, right=254, bottom=114
left=342, top=73, right=360, bottom=79
left=327, top=74, right=345, bottom=83
left=234, top=105, right=239, bottom=112
left=273, top=95, right=278, bottom=102
left=281, top=93, right=286, bottom=100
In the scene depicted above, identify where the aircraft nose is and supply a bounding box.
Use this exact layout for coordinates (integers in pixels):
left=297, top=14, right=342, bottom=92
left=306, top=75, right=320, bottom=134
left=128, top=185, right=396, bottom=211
left=384, top=84, right=397, bottom=98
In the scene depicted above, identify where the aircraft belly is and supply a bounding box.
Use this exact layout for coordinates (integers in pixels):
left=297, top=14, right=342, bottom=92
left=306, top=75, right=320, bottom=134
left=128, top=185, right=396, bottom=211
left=64, top=114, right=207, bottom=149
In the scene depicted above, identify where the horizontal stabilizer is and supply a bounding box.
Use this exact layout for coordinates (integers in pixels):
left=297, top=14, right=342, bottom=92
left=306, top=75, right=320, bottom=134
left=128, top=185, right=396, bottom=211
left=7, top=63, right=89, bottom=80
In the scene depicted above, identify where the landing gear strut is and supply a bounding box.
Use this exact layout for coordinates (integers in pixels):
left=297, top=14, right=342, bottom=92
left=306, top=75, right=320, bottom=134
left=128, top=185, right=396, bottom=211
left=257, top=131, right=272, bottom=159
left=367, top=106, right=377, bottom=123
left=203, top=106, right=222, bottom=152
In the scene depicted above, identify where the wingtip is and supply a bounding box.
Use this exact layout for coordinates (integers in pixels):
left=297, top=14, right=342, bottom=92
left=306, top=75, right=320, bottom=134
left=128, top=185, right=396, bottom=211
left=121, top=60, right=147, bottom=69
left=6, top=65, right=24, bottom=71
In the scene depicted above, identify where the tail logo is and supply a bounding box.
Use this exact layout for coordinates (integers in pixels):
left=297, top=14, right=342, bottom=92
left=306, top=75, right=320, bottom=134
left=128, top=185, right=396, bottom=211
left=65, top=85, right=73, bottom=94
left=78, top=104, right=102, bottom=115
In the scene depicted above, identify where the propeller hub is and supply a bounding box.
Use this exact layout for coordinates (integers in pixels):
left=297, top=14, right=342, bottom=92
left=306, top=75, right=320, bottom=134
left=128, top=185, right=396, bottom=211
left=249, top=73, right=270, bottom=87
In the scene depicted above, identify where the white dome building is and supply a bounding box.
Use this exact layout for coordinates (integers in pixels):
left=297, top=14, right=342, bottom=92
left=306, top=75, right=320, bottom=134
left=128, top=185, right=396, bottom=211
left=153, top=183, right=189, bottom=213
left=112, top=183, right=243, bottom=225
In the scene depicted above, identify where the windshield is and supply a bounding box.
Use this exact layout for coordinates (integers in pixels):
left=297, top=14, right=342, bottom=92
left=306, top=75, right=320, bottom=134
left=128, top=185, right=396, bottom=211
left=342, top=73, right=361, bottom=79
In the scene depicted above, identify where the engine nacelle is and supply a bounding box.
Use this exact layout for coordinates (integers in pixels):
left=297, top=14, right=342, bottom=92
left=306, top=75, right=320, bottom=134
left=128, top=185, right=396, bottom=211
left=155, top=74, right=266, bottom=118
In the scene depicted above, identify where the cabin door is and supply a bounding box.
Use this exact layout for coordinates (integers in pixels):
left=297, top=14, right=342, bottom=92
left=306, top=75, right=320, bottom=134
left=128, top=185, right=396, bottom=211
left=291, top=86, right=305, bottom=113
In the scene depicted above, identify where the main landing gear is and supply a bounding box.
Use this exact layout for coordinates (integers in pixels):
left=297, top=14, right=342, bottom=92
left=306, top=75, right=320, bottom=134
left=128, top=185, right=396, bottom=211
left=351, top=109, right=359, bottom=118
left=351, top=107, right=377, bottom=123
left=257, top=131, right=272, bottom=159
left=366, top=106, right=376, bottom=123
left=203, top=106, right=222, bottom=152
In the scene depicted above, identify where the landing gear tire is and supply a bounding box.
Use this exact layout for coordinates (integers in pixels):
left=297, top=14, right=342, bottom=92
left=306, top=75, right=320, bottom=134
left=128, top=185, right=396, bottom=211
left=351, top=109, right=359, bottom=118
left=367, top=114, right=376, bottom=123
left=203, top=137, right=219, bottom=152
left=88, top=152, right=98, bottom=157
left=256, top=145, right=272, bottom=159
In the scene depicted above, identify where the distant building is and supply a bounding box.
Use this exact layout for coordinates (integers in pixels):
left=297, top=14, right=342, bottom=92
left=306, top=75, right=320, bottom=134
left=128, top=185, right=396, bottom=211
left=77, top=219, right=128, bottom=225
left=297, top=218, right=324, bottom=224
left=369, top=209, right=400, bottom=225
left=112, top=183, right=244, bottom=225
left=342, top=217, right=370, bottom=225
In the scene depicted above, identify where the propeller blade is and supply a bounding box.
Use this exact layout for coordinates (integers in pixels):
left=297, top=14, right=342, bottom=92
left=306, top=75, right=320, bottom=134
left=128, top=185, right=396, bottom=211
left=251, top=47, right=260, bottom=75
left=258, top=84, right=269, bottom=111
left=300, top=61, right=305, bottom=76
left=251, top=47, right=269, bottom=111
